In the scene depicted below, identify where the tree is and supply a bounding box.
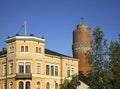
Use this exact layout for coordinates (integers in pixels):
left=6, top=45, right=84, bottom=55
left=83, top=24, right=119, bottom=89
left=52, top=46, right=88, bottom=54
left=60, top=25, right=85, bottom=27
left=59, top=75, right=80, bottom=89
left=109, top=34, right=120, bottom=89
left=87, top=26, right=110, bottom=89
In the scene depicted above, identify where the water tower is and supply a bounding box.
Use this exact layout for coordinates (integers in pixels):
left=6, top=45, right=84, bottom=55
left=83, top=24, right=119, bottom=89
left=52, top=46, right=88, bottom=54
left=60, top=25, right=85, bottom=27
left=72, top=23, right=92, bottom=74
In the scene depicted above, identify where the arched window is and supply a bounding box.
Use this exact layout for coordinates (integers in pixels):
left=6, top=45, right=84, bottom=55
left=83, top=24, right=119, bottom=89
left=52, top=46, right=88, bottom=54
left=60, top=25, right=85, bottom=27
left=55, top=83, right=58, bottom=89
left=46, top=82, right=50, bottom=89
left=3, top=82, right=6, bottom=89
left=36, top=82, right=40, bottom=89
left=26, top=81, right=30, bottom=89
left=10, top=82, right=13, bottom=89
left=19, top=81, right=24, bottom=89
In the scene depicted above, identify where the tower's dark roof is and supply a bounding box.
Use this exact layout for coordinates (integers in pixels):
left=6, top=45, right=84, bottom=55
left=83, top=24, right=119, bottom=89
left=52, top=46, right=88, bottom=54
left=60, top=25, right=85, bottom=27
left=45, top=49, right=72, bottom=58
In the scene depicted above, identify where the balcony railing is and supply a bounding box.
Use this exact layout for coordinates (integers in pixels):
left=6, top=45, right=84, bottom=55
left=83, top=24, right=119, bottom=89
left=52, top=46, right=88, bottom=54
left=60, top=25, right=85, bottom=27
left=15, top=73, right=32, bottom=79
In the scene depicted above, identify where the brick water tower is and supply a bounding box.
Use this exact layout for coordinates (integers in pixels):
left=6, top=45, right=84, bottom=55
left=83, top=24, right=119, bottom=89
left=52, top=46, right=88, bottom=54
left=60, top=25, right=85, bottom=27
left=72, top=23, right=92, bottom=75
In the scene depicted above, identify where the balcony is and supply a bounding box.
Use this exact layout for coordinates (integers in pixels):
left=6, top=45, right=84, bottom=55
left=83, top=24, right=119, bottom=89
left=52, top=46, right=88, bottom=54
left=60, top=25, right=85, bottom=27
left=15, top=73, right=32, bottom=79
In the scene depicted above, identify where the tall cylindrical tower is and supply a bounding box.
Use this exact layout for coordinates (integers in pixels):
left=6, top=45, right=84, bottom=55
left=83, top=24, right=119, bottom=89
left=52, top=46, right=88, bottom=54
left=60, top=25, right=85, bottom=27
left=72, top=23, right=92, bottom=75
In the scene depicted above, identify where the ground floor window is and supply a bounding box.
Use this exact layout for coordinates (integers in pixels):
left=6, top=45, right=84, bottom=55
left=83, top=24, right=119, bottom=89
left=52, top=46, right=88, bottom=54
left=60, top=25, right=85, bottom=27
left=19, top=81, right=30, bottom=89
left=19, top=81, right=24, bottom=89
left=10, top=82, right=13, bottom=89
left=3, top=82, right=6, bottom=89
left=46, top=82, right=50, bottom=89
left=55, top=83, right=58, bottom=89
left=26, top=81, right=30, bottom=89
left=36, top=81, right=40, bottom=89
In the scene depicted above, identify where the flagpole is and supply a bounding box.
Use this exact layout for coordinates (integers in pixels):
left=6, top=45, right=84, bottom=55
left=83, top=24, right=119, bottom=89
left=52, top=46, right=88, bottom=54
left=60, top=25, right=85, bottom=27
left=25, top=21, right=27, bottom=35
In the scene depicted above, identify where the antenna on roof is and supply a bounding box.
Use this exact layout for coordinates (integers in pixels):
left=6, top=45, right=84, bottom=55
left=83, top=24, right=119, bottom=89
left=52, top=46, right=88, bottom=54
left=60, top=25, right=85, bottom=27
left=17, top=20, right=27, bottom=35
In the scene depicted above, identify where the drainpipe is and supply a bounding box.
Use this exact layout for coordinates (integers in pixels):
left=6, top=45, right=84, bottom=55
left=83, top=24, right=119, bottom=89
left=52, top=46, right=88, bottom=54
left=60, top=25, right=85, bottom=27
left=6, top=57, right=7, bottom=89
left=60, top=56, right=63, bottom=84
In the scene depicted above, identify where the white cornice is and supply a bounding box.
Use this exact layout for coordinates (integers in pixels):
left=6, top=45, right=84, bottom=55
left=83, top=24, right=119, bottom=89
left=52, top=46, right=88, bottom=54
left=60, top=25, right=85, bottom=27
left=5, top=36, right=45, bottom=43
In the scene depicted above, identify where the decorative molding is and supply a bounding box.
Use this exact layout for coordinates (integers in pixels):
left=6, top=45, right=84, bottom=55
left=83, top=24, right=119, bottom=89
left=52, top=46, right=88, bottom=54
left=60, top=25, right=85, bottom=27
left=7, top=52, right=43, bottom=57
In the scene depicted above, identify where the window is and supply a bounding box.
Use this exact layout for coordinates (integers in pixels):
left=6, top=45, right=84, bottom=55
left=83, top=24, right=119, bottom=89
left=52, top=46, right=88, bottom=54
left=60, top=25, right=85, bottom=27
left=51, top=66, right=54, bottom=76
left=10, top=82, right=13, bottom=89
left=46, top=82, right=50, bottom=89
left=36, top=82, right=40, bottom=89
left=18, top=62, right=31, bottom=73
left=10, top=46, right=14, bottom=53
left=21, top=46, right=24, bottom=52
left=46, top=64, right=59, bottom=76
left=36, top=63, right=41, bottom=74
left=46, top=65, right=49, bottom=75
left=25, top=62, right=31, bottom=73
left=71, top=68, right=74, bottom=76
left=55, top=83, right=58, bottom=89
left=39, top=48, right=41, bottom=53
left=55, top=66, right=58, bottom=76
left=19, top=62, right=24, bottom=73
left=26, top=81, right=30, bottom=89
left=21, top=46, right=29, bottom=52
left=36, top=47, right=41, bottom=53
left=3, top=82, right=6, bottom=89
left=67, top=66, right=74, bottom=77
left=3, top=63, right=6, bottom=75
left=19, top=81, right=24, bottom=89
left=25, top=46, right=28, bottom=52
left=67, top=67, right=70, bottom=77
left=9, top=62, right=13, bottom=74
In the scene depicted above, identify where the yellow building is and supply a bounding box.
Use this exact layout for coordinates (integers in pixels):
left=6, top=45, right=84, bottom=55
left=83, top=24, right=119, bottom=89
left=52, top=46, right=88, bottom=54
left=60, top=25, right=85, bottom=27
left=0, top=35, right=79, bottom=89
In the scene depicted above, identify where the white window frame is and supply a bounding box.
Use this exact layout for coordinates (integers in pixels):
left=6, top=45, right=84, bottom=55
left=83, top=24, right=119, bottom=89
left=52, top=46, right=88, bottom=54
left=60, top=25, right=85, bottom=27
left=10, top=46, right=14, bottom=53
left=9, top=61, right=14, bottom=74
left=46, top=63, right=59, bottom=76
left=17, top=60, right=31, bottom=73
left=67, top=66, right=74, bottom=77
left=3, top=63, right=6, bottom=75
left=36, top=61, right=41, bottom=74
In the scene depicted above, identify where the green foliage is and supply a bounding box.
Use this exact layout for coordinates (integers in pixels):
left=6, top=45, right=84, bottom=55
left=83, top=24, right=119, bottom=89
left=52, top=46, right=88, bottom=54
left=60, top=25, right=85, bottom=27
left=59, top=75, right=80, bottom=89
left=109, top=34, right=120, bottom=89
left=87, top=26, right=110, bottom=89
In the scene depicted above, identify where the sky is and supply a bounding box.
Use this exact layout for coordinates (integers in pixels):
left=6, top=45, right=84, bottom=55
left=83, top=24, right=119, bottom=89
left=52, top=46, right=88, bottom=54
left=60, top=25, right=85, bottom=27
left=0, top=0, right=120, bottom=56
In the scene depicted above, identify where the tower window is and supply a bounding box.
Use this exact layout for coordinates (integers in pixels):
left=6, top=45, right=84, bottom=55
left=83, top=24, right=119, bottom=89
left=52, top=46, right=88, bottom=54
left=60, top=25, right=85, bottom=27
left=36, top=47, right=41, bottom=53
left=25, top=46, right=28, bottom=52
left=21, top=46, right=29, bottom=52
left=21, top=46, right=24, bottom=52
left=10, top=46, right=14, bottom=53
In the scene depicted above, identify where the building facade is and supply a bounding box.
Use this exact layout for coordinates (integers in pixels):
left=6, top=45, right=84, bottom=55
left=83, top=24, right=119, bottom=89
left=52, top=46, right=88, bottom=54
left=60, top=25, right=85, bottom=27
left=0, top=35, right=79, bottom=89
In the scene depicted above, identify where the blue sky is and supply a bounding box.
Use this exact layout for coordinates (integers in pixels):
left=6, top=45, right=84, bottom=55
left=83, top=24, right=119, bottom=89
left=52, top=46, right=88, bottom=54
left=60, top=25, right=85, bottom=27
left=0, top=0, right=120, bottom=56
